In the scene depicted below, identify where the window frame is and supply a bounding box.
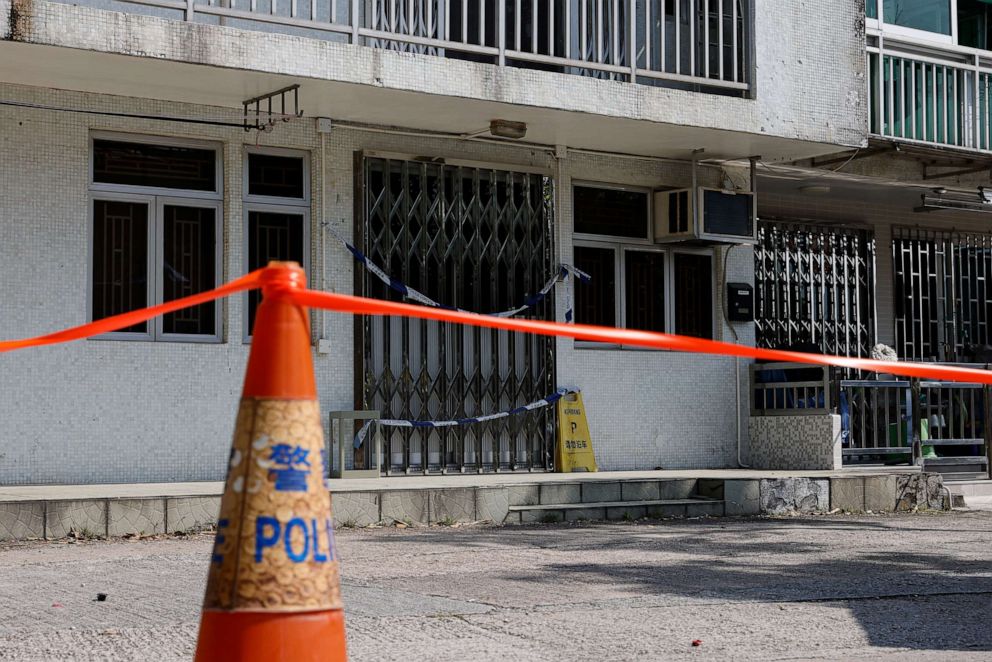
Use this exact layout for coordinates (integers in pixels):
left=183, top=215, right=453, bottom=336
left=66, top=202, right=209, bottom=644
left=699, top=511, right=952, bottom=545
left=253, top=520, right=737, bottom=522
left=87, top=192, right=157, bottom=342
left=571, top=181, right=716, bottom=350
left=242, top=146, right=312, bottom=342
left=89, top=131, right=224, bottom=201
left=243, top=145, right=311, bottom=207
left=572, top=180, right=653, bottom=245
left=869, top=0, right=957, bottom=45
left=155, top=196, right=225, bottom=343
left=87, top=133, right=224, bottom=343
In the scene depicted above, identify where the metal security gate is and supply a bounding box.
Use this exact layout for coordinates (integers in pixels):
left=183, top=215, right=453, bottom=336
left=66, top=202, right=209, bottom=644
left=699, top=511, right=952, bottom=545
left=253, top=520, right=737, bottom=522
left=893, top=227, right=992, bottom=363
left=755, top=220, right=876, bottom=358
left=356, top=156, right=557, bottom=474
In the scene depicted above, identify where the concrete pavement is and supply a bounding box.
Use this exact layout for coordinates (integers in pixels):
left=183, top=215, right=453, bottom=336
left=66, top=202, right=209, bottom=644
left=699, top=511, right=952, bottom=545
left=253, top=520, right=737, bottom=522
left=1, top=511, right=991, bottom=661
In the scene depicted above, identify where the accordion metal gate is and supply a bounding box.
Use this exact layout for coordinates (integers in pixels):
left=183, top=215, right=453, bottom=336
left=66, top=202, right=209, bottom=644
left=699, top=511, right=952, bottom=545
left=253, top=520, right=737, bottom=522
left=893, top=226, right=992, bottom=363
left=754, top=219, right=876, bottom=359
left=355, top=155, right=557, bottom=474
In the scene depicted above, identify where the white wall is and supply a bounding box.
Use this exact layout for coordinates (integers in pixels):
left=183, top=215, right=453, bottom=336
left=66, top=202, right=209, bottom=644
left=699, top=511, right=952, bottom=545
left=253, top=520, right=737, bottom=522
left=0, top=83, right=754, bottom=484
left=0, top=0, right=868, bottom=151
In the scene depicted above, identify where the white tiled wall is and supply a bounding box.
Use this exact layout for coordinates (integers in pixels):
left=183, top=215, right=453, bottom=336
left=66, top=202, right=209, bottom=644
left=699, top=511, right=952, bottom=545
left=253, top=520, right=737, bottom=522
left=0, top=83, right=755, bottom=484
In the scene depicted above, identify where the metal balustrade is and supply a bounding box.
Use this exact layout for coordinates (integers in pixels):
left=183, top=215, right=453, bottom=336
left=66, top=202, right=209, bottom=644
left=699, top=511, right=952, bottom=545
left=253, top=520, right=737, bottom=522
left=841, top=378, right=989, bottom=467
left=750, top=363, right=990, bottom=471
left=868, top=33, right=992, bottom=150
left=97, top=0, right=751, bottom=93
left=750, top=362, right=831, bottom=416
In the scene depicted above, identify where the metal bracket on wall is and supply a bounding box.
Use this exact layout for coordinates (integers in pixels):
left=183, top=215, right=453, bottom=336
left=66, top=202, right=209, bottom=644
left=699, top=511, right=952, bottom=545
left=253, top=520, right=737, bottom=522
left=242, top=84, right=303, bottom=133
left=922, top=159, right=992, bottom=181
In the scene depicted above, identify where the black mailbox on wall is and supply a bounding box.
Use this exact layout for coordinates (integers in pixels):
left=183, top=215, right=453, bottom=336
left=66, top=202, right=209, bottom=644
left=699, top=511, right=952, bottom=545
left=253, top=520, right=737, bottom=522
left=727, top=283, right=754, bottom=322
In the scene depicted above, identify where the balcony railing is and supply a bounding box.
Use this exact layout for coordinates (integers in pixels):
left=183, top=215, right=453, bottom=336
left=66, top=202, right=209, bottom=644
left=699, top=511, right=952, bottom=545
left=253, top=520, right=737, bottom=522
left=751, top=362, right=990, bottom=472
left=86, top=0, right=750, bottom=93
left=868, top=32, right=992, bottom=151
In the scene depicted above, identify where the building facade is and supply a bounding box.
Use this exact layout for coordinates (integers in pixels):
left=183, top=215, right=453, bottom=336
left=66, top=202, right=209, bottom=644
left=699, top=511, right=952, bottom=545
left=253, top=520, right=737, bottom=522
left=755, top=0, right=992, bottom=480
left=0, top=0, right=867, bottom=485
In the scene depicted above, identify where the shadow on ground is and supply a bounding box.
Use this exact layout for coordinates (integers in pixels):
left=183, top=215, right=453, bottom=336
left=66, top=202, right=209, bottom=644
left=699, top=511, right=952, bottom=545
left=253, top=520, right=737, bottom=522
left=353, top=513, right=992, bottom=653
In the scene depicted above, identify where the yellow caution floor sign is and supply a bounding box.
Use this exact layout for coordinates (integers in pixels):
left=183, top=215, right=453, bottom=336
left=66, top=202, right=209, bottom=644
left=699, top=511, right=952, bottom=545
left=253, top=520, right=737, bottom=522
left=556, top=391, right=597, bottom=473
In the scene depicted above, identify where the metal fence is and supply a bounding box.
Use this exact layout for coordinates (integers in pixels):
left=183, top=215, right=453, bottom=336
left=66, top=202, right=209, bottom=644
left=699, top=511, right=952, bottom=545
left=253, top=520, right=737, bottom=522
left=750, top=362, right=830, bottom=416
left=751, top=363, right=990, bottom=471
left=98, top=0, right=751, bottom=92
left=841, top=378, right=990, bottom=466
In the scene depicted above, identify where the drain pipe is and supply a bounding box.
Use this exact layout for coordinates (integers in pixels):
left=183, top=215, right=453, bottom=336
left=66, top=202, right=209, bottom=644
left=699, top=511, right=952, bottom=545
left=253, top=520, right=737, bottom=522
left=723, top=243, right=749, bottom=469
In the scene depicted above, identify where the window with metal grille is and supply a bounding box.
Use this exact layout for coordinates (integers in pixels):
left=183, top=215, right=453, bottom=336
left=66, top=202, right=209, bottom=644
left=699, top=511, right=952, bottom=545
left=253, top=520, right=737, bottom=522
left=243, top=147, right=310, bottom=339
left=89, top=134, right=222, bottom=342
left=573, top=183, right=714, bottom=342
left=93, top=139, right=218, bottom=192
left=92, top=200, right=149, bottom=334
left=754, top=219, right=875, bottom=357
left=892, top=226, right=992, bottom=362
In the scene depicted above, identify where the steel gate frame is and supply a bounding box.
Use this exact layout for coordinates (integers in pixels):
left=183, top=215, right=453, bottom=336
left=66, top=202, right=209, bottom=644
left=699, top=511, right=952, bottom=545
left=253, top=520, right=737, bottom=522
left=893, top=226, right=992, bottom=363
left=755, top=218, right=877, bottom=360
left=354, top=153, right=557, bottom=475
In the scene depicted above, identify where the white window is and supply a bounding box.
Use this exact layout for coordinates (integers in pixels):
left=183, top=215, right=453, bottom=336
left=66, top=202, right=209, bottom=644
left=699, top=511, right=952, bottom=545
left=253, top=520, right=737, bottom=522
left=88, top=133, right=223, bottom=342
left=572, top=183, right=715, bottom=345
left=242, top=146, right=310, bottom=339
left=878, top=0, right=992, bottom=51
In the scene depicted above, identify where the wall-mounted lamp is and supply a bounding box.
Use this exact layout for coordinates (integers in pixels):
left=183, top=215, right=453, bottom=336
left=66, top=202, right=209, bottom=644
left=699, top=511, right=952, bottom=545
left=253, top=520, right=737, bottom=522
left=489, top=119, right=527, bottom=140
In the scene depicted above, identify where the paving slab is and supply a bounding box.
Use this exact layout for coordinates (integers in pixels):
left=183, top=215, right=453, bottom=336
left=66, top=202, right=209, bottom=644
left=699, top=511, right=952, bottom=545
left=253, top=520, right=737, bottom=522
left=581, top=482, right=620, bottom=503
left=831, top=477, right=866, bottom=513
left=45, top=499, right=107, bottom=539
left=381, top=490, right=429, bottom=525
left=620, top=481, right=660, bottom=501
left=431, top=488, right=476, bottom=524
left=108, top=499, right=165, bottom=537
left=475, top=488, right=509, bottom=524
left=724, top=480, right=761, bottom=516
left=331, top=492, right=380, bottom=527
left=0, top=502, right=45, bottom=541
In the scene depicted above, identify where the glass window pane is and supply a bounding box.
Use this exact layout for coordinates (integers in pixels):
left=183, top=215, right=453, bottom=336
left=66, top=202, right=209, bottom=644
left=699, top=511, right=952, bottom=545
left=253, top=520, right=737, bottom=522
left=248, top=211, right=306, bottom=333
left=93, top=140, right=217, bottom=191
left=574, top=186, right=649, bottom=238
left=248, top=153, right=306, bottom=199
left=958, top=0, right=991, bottom=49
left=866, top=0, right=878, bottom=19
left=92, top=200, right=148, bottom=333
left=882, top=0, right=951, bottom=34
left=162, top=205, right=217, bottom=335
left=625, top=251, right=666, bottom=332
left=574, top=246, right=616, bottom=327
left=674, top=253, right=713, bottom=339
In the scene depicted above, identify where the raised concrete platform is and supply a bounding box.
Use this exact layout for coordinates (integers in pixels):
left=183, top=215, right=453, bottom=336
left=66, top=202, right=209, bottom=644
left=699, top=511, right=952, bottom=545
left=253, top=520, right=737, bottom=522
left=0, top=468, right=948, bottom=541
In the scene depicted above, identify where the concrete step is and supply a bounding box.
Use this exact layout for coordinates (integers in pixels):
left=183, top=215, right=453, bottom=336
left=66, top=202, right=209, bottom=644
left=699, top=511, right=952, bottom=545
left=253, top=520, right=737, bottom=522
left=946, top=478, right=992, bottom=497
left=506, top=497, right=725, bottom=524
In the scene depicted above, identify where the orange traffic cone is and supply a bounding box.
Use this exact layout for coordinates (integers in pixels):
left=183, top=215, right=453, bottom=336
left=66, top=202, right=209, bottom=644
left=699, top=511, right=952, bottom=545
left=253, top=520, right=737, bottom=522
left=194, top=262, right=347, bottom=662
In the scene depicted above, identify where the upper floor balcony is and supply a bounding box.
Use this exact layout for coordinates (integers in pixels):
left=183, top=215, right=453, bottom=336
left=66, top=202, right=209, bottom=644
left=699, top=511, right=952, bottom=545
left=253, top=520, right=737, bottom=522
left=37, top=0, right=753, bottom=93
left=0, top=0, right=866, bottom=160
left=868, top=0, right=992, bottom=153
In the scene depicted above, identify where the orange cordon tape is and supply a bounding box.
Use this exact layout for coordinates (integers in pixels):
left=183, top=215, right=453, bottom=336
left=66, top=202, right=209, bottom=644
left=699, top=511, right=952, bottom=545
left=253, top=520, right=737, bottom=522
left=2, top=264, right=991, bottom=386
left=0, top=271, right=263, bottom=353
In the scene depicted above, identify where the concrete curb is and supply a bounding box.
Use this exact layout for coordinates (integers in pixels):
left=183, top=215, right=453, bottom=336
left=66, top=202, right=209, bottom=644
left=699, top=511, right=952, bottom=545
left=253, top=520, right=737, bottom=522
left=0, top=474, right=949, bottom=541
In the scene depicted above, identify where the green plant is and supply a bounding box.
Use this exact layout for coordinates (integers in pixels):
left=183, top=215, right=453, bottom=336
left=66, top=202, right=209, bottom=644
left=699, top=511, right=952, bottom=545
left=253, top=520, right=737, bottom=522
left=540, top=513, right=560, bottom=524
left=438, top=515, right=457, bottom=527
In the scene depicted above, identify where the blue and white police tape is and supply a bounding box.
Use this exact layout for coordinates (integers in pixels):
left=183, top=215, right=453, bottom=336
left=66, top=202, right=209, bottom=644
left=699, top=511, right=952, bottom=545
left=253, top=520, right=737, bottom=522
left=322, top=222, right=590, bottom=320
left=354, top=387, right=574, bottom=449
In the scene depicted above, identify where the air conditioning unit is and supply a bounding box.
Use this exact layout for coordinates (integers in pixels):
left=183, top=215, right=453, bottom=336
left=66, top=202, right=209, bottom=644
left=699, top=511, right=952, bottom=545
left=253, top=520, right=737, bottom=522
left=653, top=187, right=756, bottom=244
